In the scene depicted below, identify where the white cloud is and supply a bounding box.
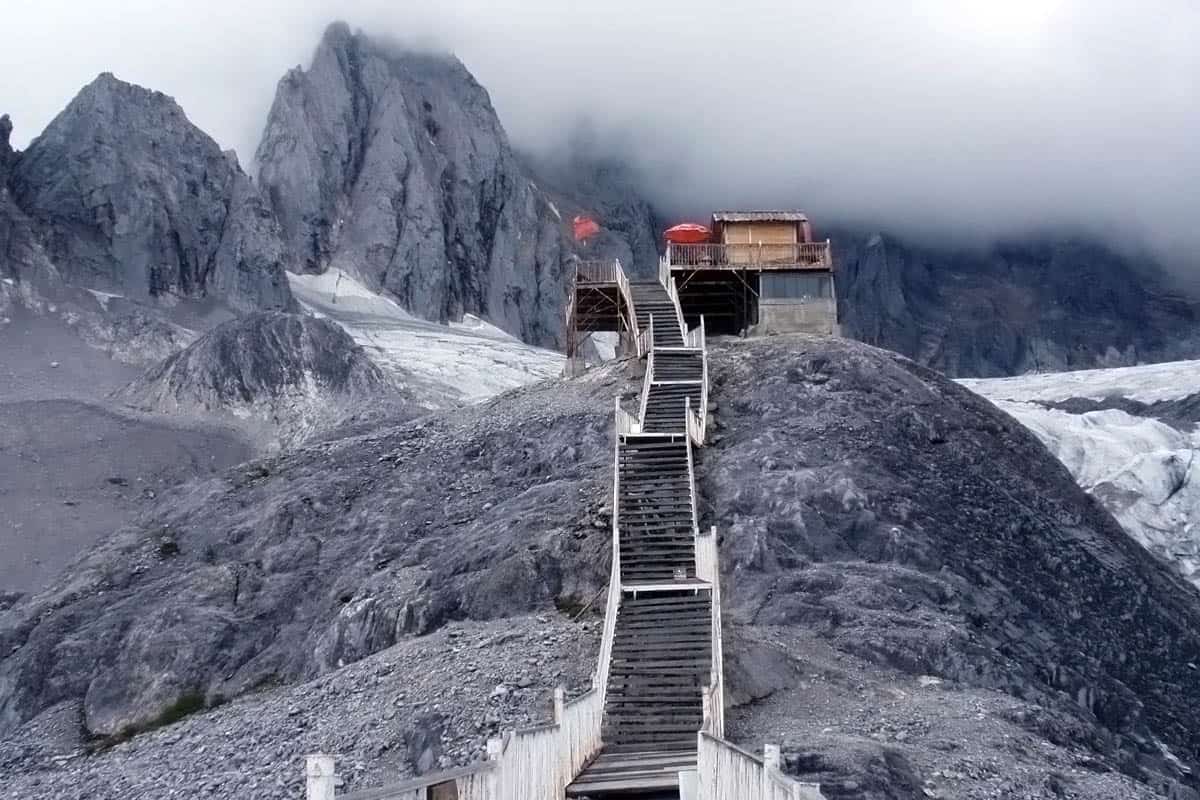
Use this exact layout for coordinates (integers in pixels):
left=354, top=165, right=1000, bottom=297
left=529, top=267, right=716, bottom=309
left=2, top=0, right=1198, bottom=255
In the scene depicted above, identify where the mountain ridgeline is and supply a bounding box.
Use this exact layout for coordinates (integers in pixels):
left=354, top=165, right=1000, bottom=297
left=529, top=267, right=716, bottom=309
left=253, top=22, right=650, bottom=347
left=3, top=22, right=1199, bottom=374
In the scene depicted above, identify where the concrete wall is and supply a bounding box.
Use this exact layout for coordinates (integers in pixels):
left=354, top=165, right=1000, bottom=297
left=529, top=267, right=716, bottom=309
left=755, top=298, right=839, bottom=336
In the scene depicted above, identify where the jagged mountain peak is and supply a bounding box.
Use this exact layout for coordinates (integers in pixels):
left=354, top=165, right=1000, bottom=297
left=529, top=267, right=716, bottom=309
left=254, top=25, right=574, bottom=345
left=9, top=72, right=295, bottom=314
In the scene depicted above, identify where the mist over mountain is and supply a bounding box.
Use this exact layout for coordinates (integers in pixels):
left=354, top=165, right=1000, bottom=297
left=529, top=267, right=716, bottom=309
left=5, top=1, right=1197, bottom=265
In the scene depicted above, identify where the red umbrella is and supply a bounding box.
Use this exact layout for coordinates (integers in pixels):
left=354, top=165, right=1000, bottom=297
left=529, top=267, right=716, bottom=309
left=664, top=223, right=711, bottom=244
left=573, top=215, right=601, bottom=241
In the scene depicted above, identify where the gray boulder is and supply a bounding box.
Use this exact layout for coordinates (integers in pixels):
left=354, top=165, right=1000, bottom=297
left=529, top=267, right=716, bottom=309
left=9, top=73, right=295, bottom=314
left=115, top=311, right=398, bottom=446
left=255, top=22, right=572, bottom=346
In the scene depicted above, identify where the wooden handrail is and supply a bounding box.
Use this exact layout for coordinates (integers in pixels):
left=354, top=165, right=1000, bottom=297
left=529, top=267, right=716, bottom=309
left=597, top=397, right=624, bottom=698
left=667, top=241, right=833, bottom=269
left=695, top=733, right=827, bottom=799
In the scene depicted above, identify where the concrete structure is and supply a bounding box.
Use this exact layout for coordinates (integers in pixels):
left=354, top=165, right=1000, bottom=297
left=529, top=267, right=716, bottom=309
left=663, top=211, right=838, bottom=337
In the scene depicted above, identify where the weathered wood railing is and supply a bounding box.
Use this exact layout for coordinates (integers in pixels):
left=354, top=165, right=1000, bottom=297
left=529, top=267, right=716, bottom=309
left=600, top=397, right=625, bottom=698
left=574, top=259, right=619, bottom=284
left=487, top=687, right=603, bottom=799
left=684, top=400, right=701, bottom=528
left=565, top=258, right=643, bottom=361
left=635, top=311, right=654, bottom=359
left=307, top=689, right=605, bottom=800
left=695, top=525, right=724, bottom=738
left=667, top=276, right=687, bottom=340
left=695, top=737, right=826, bottom=800
left=684, top=316, right=709, bottom=447
left=666, top=241, right=833, bottom=269
left=637, top=318, right=655, bottom=423
left=615, top=401, right=641, bottom=436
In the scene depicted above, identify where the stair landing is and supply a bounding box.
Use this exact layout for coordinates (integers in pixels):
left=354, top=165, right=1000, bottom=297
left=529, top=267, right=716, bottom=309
left=566, top=748, right=692, bottom=798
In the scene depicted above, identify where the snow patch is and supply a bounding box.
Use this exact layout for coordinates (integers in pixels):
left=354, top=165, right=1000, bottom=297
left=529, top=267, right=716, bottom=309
left=960, top=359, right=1200, bottom=404
left=287, top=271, right=563, bottom=405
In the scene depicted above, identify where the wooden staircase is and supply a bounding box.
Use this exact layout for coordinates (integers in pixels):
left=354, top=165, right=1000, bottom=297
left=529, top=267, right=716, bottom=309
left=603, top=592, right=712, bottom=752
left=568, top=271, right=717, bottom=799
left=629, top=282, right=685, bottom=348
left=618, top=439, right=696, bottom=584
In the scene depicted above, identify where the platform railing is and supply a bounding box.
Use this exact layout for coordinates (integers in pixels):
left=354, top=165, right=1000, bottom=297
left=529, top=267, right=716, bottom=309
left=667, top=241, right=833, bottom=269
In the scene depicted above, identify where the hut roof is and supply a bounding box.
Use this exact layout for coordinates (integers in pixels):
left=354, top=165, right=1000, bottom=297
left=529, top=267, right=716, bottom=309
left=711, top=211, right=808, bottom=223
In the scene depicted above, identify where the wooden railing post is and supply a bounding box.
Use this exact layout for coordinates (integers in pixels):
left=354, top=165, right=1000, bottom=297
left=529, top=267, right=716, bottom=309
left=553, top=687, right=566, bottom=723
left=305, top=754, right=336, bottom=800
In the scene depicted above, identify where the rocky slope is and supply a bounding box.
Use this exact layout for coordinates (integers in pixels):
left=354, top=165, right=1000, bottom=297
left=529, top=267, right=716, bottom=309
left=114, top=311, right=400, bottom=448
left=9, top=74, right=294, bottom=314
left=835, top=231, right=1200, bottom=377
left=4, top=337, right=1200, bottom=798
left=255, top=23, right=644, bottom=347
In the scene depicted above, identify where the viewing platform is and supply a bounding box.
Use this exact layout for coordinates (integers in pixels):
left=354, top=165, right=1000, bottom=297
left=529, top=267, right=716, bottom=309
left=665, top=240, right=833, bottom=270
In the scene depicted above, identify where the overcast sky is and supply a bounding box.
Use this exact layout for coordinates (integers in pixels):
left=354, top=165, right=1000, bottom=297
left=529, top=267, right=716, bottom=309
left=3, top=0, right=1198, bottom=256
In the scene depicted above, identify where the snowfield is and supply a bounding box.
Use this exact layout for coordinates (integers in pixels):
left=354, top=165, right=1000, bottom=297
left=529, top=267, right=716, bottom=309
left=963, top=363, right=1200, bottom=586
left=960, top=359, right=1200, bottom=404
left=289, top=271, right=564, bottom=406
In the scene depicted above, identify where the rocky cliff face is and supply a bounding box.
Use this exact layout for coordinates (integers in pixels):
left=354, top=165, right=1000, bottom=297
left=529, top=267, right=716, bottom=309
left=255, top=23, right=577, bottom=346
left=9, top=74, right=294, bottom=314
left=3, top=337, right=1200, bottom=798
left=835, top=231, right=1200, bottom=377
left=0, top=114, right=14, bottom=180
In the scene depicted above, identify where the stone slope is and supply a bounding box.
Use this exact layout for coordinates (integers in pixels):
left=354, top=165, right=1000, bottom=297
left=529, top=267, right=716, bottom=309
left=114, top=311, right=398, bottom=447
left=9, top=74, right=294, bottom=314
left=3, top=337, right=1200, bottom=799
left=255, top=23, right=576, bottom=347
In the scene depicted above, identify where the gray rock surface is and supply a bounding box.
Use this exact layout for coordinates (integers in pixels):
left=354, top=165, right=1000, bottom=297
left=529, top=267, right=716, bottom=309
left=0, top=616, right=597, bottom=800
left=9, top=74, right=295, bottom=314
left=114, top=311, right=399, bottom=447
left=0, top=398, right=252, bottom=593
left=255, top=23, right=576, bottom=346
left=702, top=336, right=1200, bottom=797
left=4, top=337, right=1200, bottom=798
left=835, top=231, right=1200, bottom=377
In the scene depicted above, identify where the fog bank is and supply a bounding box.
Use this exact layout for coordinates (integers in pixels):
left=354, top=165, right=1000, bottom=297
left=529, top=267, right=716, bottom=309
left=3, top=0, right=1197, bottom=255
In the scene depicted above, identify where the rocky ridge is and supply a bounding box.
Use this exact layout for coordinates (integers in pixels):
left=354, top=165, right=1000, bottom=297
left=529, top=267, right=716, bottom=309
left=10, top=74, right=294, bottom=314
left=4, top=337, right=1200, bottom=799
left=255, top=23, right=653, bottom=348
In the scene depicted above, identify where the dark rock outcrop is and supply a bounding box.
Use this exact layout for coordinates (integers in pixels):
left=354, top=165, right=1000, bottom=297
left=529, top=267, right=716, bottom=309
left=115, top=311, right=396, bottom=444
left=9, top=74, right=294, bottom=314
left=255, top=23, right=573, bottom=346
left=3, top=337, right=1200, bottom=797
left=0, top=114, right=15, bottom=180
left=835, top=231, right=1200, bottom=376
